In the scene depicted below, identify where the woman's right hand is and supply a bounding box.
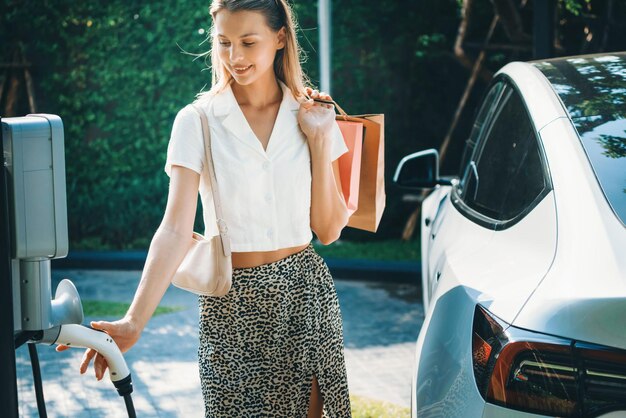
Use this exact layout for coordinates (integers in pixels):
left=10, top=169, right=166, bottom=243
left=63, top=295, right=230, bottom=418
left=56, top=317, right=141, bottom=380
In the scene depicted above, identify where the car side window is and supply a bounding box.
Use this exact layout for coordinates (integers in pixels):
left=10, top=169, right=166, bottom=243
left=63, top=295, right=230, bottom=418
left=458, top=81, right=505, bottom=190
left=459, top=83, right=548, bottom=223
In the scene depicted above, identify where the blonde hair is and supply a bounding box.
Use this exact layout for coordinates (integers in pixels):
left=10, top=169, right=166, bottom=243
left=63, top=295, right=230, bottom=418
left=194, top=0, right=310, bottom=101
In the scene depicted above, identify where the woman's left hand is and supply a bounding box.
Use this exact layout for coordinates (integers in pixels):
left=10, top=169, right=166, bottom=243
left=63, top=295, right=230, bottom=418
left=298, top=87, right=336, bottom=152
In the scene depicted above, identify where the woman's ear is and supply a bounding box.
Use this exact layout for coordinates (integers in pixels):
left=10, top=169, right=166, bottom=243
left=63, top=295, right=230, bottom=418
left=276, top=26, right=286, bottom=50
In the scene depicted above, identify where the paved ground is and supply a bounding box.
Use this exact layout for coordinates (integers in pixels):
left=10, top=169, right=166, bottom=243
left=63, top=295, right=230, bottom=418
left=15, top=269, right=424, bottom=417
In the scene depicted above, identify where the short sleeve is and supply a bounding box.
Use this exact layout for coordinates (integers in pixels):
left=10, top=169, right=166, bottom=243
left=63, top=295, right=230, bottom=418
left=164, top=104, right=205, bottom=177
left=330, top=120, right=349, bottom=161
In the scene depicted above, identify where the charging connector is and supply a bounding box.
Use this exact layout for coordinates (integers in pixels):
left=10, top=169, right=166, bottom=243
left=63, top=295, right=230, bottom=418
left=36, top=323, right=136, bottom=416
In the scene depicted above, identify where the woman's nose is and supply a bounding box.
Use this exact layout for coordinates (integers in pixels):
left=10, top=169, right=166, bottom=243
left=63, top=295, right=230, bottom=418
left=229, top=45, right=243, bottom=62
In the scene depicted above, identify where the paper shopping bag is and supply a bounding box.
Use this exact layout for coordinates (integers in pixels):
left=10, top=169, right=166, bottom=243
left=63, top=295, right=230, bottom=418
left=336, top=120, right=364, bottom=216
left=334, top=106, right=385, bottom=232
left=344, top=113, right=385, bottom=232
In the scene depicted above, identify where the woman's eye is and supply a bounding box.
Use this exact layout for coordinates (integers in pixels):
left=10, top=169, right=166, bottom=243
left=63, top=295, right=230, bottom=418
left=219, top=42, right=231, bottom=47
left=243, top=42, right=255, bottom=47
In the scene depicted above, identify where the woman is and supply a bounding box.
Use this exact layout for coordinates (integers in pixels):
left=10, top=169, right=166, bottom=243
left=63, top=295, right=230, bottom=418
left=63, top=1, right=352, bottom=416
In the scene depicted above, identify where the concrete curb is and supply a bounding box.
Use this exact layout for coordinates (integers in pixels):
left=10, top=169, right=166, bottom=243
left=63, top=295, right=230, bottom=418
left=51, top=251, right=421, bottom=284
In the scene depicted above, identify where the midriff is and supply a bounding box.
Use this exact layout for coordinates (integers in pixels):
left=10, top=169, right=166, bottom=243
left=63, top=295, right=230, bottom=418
left=231, top=243, right=309, bottom=269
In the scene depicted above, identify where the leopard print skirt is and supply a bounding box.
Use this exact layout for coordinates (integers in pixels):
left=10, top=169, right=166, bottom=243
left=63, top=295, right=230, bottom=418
left=197, top=242, right=352, bottom=418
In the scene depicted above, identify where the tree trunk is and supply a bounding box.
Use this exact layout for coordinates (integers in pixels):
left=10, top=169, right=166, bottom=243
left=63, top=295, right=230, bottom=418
left=491, top=0, right=531, bottom=43
left=453, top=0, right=494, bottom=83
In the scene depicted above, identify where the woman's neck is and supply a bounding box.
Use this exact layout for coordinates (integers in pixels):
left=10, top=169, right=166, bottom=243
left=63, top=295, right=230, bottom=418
left=231, top=75, right=283, bottom=109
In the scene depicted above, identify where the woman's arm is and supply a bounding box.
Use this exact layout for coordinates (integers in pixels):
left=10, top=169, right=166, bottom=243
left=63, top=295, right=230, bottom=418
left=125, top=164, right=200, bottom=329
left=309, top=139, right=349, bottom=244
left=73, top=165, right=200, bottom=380
left=299, top=88, right=349, bottom=245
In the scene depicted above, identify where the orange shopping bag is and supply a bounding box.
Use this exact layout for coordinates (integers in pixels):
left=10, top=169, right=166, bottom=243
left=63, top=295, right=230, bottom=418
left=336, top=120, right=363, bottom=216
left=333, top=102, right=385, bottom=233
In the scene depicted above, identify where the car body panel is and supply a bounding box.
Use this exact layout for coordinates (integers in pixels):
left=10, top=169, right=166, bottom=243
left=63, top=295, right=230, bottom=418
left=420, top=185, right=452, bottom=310
left=451, top=191, right=557, bottom=323
left=413, top=191, right=557, bottom=415
left=423, top=198, right=493, bottom=310
left=413, top=285, right=485, bottom=417
left=513, top=117, right=626, bottom=350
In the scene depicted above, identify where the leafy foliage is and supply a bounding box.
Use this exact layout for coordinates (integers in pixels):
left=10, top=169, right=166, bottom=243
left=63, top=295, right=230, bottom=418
left=1, top=0, right=464, bottom=248
left=599, top=134, right=626, bottom=159
left=2, top=0, right=625, bottom=249
left=2, top=1, right=212, bottom=248
left=562, top=0, right=592, bottom=15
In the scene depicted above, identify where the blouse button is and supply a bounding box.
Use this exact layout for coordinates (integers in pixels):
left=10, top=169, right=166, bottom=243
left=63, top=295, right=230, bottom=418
left=265, top=193, right=272, bottom=202
left=267, top=228, right=274, bottom=238
left=262, top=161, right=270, bottom=170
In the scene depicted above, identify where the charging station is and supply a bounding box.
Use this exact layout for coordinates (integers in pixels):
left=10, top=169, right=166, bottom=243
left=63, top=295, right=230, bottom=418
left=1, top=114, right=136, bottom=417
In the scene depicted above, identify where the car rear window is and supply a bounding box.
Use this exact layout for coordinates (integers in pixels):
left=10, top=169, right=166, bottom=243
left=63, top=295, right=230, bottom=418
left=533, top=55, right=626, bottom=225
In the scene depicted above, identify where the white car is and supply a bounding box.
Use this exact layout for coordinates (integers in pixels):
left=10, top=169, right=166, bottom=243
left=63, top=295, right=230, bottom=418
left=394, top=52, right=626, bottom=417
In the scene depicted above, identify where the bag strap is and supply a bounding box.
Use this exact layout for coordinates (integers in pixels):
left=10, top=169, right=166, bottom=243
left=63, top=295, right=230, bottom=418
left=191, top=103, right=231, bottom=257
left=310, top=96, right=349, bottom=121
left=332, top=100, right=349, bottom=119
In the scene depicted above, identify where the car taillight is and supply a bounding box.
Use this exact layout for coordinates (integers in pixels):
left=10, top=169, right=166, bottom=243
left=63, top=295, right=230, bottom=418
left=472, top=305, right=626, bottom=417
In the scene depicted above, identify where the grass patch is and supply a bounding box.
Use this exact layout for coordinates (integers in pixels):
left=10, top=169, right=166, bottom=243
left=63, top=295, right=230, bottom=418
left=82, top=300, right=183, bottom=317
left=313, top=239, right=420, bottom=262
left=72, top=237, right=420, bottom=262
left=351, top=394, right=410, bottom=417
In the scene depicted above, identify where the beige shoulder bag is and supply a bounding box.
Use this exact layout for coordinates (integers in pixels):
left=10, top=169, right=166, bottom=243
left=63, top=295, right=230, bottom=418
left=170, top=104, right=232, bottom=296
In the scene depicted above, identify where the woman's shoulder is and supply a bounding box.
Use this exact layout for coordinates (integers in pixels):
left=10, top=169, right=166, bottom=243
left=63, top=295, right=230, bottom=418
left=192, top=91, right=215, bottom=109
left=174, top=83, right=234, bottom=126
left=182, top=93, right=213, bottom=115
left=171, top=94, right=213, bottom=125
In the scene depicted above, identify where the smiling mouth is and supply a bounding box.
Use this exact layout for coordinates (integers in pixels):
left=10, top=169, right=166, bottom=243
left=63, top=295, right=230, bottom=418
left=233, top=65, right=252, bottom=74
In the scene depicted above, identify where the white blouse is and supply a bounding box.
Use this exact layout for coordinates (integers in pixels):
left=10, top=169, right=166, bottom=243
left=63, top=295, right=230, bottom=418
left=164, top=80, right=348, bottom=252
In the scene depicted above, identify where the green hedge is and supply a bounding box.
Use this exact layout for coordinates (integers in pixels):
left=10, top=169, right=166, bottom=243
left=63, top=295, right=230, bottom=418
left=3, top=1, right=214, bottom=249
left=3, top=0, right=619, bottom=250
left=1, top=0, right=465, bottom=249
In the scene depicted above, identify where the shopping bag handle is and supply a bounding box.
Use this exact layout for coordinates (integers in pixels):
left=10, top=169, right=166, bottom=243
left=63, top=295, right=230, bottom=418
left=311, top=97, right=349, bottom=120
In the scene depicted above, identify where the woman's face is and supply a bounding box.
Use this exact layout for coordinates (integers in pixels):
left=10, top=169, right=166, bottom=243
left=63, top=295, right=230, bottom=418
left=214, top=10, right=285, bottom=87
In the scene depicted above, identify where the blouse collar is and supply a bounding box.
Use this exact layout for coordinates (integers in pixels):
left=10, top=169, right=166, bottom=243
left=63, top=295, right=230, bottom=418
left=211, top=79, right=302, bottom=159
